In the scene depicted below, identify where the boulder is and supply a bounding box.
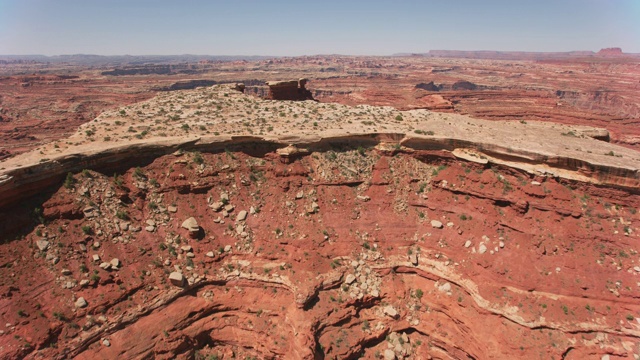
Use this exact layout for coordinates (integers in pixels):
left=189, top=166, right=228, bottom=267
left=169, top=272, right=185, bottom=287
left=430, top=220, right=443, bottom=229
left=75, top=297, right=88, bottom=308
left=236, top=210, right=247, bottom=221
left=345, top=274, right=356, bottom=284
left=478, top=243, right=487, bottom=254
left=83, top=206, right=96, bottom=218
left=110, top=258, right=121, bottom=268
left=438, top=282, right=452, bottom=293
left=181, top=217, right=200, bottom=237
left=384, top=306, right=398, bottom=318
left=210, top=202, right=224, bottom=212
left=384, top=349, right=396, bottom=360
left=36, top=240, right=49, bottom=251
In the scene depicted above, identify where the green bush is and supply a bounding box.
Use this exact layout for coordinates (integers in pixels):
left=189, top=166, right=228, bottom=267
left=63, top=172, right=76, bottom=189
left=116, top=210, right=129, bottom=220
left=193, top=152, right=204, bottom=165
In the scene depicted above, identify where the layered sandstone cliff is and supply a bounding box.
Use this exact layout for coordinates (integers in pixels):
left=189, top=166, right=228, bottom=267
left=265, top=78, right=315, bottom=101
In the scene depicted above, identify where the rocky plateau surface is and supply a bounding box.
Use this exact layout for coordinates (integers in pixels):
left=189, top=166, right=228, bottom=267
left=2, top=53, right=640, bottom=159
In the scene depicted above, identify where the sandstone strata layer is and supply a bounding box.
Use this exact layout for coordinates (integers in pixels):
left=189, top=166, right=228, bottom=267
left=1, top=84, right=639, bottom=211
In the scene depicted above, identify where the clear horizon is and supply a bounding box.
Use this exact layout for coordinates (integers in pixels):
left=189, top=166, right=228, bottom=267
left=1, top=0, right=638, bottom=56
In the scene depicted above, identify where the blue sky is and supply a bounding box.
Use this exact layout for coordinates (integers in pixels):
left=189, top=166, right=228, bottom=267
left=0, top=0, right=638, bottom=55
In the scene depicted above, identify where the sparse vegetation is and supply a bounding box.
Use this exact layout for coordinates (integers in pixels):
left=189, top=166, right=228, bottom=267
left=81, top=225, right=92, bottom=235
left=193, top=152, right=204, bottom=164
left=113, top=173, right=124, bottom=187
left=63, top=172, right=76, bottom=189
left=116, top=210, right=130, bottom=220
left=415, top=289, right=424, bottom=299
left=133, top=167, right=145, bottom=178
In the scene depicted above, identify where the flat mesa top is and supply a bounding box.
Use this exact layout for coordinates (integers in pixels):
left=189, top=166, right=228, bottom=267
left=1, top=84, right=639, bottom=176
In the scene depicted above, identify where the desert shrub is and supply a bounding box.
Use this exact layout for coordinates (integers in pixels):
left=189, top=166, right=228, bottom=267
left=193, top=152, right=204, bottom=164
left=116, top=210, right=129, bottom=220
left=63, top=172, right=76, bottom=189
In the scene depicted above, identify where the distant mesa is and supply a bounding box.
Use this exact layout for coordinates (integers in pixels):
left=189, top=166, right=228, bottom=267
left=155, top=79, right=218, bottom=91
left=597, top=48, right=624, bottom=57
left=415, top=80, right=479, bottom=92
left=415, top=81, right=442, bottom=91
left=266, top=78, right=315, bottom=101
left=452, top=80, right=478, bottom=91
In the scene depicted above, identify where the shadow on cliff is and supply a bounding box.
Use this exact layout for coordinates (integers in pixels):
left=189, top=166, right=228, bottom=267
left=0, top=191, right=58, bottom=245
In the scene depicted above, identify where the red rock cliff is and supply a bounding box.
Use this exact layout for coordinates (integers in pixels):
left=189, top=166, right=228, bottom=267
left=265, top=78, right=315, bottom=101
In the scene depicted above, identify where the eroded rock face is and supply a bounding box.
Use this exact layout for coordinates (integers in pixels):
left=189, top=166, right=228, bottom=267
left=1, top=147, right=639, bottom=360
left=265, top=78, right=315, bottom=101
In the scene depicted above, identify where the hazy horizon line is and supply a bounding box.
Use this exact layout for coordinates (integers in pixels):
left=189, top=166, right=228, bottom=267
left=0, top=48, right=635, bottom=58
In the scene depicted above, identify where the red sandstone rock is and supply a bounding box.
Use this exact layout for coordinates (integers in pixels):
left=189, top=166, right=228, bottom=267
left=265, top=78, right=315, bottom=101
left=1, top=148, right=639, bottom=359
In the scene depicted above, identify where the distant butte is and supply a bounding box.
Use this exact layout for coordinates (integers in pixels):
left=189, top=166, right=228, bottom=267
left=266, top=78, right=315, bottom=101
left=597, top=47, right=624, bottom=56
